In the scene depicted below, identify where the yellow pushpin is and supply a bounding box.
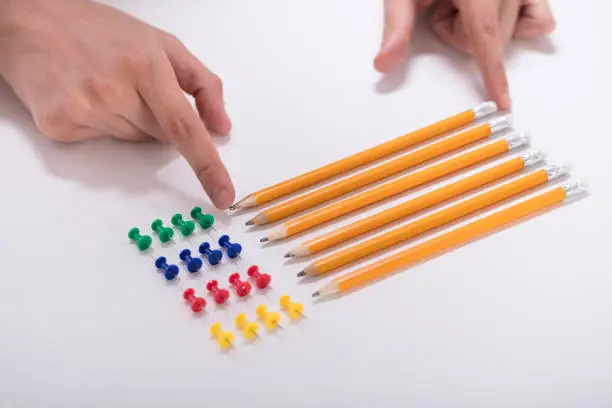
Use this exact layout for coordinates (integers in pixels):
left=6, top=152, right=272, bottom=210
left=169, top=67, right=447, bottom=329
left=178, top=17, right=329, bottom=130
left=235, top=313, right=260, bottom=340
left=279, top=295, right=305, bottom=320
left=209, top=322, right=234, bottom=350
left=256, top=304, right=283, bottom=330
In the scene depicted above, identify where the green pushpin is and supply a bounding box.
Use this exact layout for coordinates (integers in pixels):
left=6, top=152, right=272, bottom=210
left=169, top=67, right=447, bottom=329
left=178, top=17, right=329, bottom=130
left=151, top=219, right=174, bottom=243
left=190, top=207, right=215, bottom=230
left=128, top=227, right=152, bottom=251
left=171, top=213, right=195, bottom=237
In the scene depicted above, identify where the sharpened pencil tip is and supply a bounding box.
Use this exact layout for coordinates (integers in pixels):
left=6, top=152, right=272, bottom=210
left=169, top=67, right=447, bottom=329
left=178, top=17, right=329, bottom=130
left=297, top=271, right=306, bottom=278
left=245, top=220, right=254, bottom=226
left=285, top=252, right=295, bottom=258
left=312, top=291, right=320, bottom=298
left=260, top=237, right=269, bottom=243
left=229, top=204, right=238, bottom=211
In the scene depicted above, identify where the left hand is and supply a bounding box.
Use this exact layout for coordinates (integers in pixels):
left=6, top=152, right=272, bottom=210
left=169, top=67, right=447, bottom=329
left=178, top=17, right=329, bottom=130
left=374, top=0, right=556, bottom=110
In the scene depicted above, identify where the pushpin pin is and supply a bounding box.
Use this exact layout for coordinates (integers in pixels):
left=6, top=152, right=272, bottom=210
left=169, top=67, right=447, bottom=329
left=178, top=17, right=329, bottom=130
left=199, top=242, right=223, bottom=265
left=179, top=249, right=203, bottom=273
left=229, top=273, right=252, bottom=297
left=154, top=256, right=179, bottom=280
left=279, top=295, right=305, bottom=320
left=190, top=207, right=216, bottom=230
left=171, top=214, right=196, bottom=237
left=183, top=288, right=206, bottom=312
left=247, top=265, right=271, bottom=289
left=218, top=235, right=242, bottom=259
left=128, top=227, right=152, bottom=251
left=206, top=280, right=230, bottom=305
left=255, top=304, right=283, bottom=330
left=210, top=322, right=234, bottom=350
left=151, top=219, right=174, bottom=243
left=235, top=313, right=260, bottom=340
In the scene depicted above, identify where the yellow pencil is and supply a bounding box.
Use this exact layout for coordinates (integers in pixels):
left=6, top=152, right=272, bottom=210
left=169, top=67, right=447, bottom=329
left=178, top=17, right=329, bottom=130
left=299, top=163, right=569, bottom=277
left=312, top=180, right=586, bottom=298
left=285, top=150, right=545, bottom=256
left=247, top=115, right=511, bottom=225
left=232, top=101, right=498, bottom=210
left=261, top=132, right=529, bottom=242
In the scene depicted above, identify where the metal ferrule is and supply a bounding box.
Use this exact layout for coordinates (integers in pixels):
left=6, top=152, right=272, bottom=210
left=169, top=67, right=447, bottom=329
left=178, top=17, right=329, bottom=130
left=472, top=101, right=498, bottom=119
left=520, top=150, right=545, bottom=167
left=505, top=131, right=530, bottom=149
left=544, top=164, right=570, bottom=181
left=562, top=180, right=587, bottom=198
left=487, top=114, right=513, bottom=133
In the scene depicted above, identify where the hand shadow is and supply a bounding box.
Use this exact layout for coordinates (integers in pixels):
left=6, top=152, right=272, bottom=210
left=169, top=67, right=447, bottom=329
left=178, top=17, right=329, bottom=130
left=0, top=80, right=224, bottom=217
left=375, top=14, right=559, bottom=95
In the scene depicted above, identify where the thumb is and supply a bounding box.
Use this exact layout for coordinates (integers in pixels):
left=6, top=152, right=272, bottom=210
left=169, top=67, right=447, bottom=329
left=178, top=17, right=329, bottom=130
left=374, top=0, right=418, bottom=73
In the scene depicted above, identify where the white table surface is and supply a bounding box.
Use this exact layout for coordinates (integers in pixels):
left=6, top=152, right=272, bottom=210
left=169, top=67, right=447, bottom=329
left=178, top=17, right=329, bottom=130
left=1, top=1, right=611, bottom=407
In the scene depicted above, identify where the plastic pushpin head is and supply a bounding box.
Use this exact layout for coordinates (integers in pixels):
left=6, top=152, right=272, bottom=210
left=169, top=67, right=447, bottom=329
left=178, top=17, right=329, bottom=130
left=179, top=249, right=203, bottom=273
left=229, top=273, right=252, bottom=297
left=171, top=214, right=196, bottom=237
left=199, top=242, right=223, bottom=265
left=218, top=235, right=242, bottom=258
left=235, top=313, right=259, bottom=340
left=210, top=322, right=234, bottom=350
left=151, top=219, right=174, bottom=243
left=183, top=288, right=206, bottom=313
left=191, top=207, right=215, bottom=229
left=256, top=304, right=282, bottom=330
left=154, top=256, right=179, bottom=280
left=247, top=265, right=272, bottom=289
left=206, top=280, right=230, bottom=305
left=128, top=227, right=152, bottom=251
left=279, top=295, right=304, bottom=320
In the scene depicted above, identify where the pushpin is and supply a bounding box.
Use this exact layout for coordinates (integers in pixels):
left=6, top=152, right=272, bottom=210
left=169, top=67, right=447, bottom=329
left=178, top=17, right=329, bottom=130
left=279, top=295, right=305, bottom=320
left=210, top=322, right=234, bottom=350
left=128, top=227, right=152, bottom=251
left=154, top=256, right=179, bottom=280
left=183, top=288, right=206, bottom=312
left=171, top=214, right=196, bottom=237
left=229, top=273, right=252, bottom=297
left=151, top=219, right=174, bottom=243
left=218, top=235, right=242, bottom=259
left=190, top=207, right=215, bottom=230
left=255, top=304, right=283, bottom=330
left=206, top=280, right=230, bottom=305
left=179, top=249, right=203, bottom=273
left=247, top=265, right=271, bottom=289
left=199, top=242, right=223, bottom=265
left=235, top=313, right=260, bottom=340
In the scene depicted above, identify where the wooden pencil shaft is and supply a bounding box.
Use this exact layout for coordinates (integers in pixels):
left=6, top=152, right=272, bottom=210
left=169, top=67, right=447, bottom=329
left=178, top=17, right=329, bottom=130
left=302, top=156, right=527, bottom=254
left=334, top=187, right=568, bottom=293
left=282, top=138, right=514, bottom=237
left=312, top=169, right=550, bottom=274
left=259, top=122, right=497, bottom=223
left=242, top=103, right=496, bottom=207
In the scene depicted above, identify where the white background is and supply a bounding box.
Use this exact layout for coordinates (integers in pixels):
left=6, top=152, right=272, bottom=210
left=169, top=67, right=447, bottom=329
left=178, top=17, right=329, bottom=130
left=1, top=1, right=611, bottom=407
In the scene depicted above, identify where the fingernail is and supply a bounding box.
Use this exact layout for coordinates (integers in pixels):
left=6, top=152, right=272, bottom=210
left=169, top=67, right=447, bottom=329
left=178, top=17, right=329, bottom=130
left=213, top=187, right=234, bottom=209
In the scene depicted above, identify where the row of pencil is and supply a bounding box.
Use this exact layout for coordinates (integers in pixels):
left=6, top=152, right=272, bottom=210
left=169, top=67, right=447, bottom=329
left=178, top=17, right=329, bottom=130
left=233, top=102, right=586, bottom=298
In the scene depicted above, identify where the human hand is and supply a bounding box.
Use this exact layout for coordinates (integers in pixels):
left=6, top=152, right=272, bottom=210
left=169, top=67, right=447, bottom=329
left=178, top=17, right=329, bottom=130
left=0, top=0, right=234, bottom=209
left=374, top=0, right=556, bottom=110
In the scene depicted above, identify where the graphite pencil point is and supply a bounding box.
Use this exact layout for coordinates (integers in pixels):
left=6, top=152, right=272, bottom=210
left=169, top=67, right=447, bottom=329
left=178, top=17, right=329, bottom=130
left=245, top=220, right=254, bottom=226
left=311, top=291, right=320, bottom=298
left=297, top=270, right=306, bottom=278
left=284, top=252, right=295, bottom=258
left=260, top=237, right=269, bottom=243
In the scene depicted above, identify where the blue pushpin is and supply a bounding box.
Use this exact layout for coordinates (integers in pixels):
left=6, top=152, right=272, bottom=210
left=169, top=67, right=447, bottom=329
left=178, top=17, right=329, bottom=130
left=199, top=242, right=223, bottom=265
left=218, top=235, right=242, bottom=259
left=155, top=256, right=179, bottom=280
left=179, top=249, right=203, bottom=273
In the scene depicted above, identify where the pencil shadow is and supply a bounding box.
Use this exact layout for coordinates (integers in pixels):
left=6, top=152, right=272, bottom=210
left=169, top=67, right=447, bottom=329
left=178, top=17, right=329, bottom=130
left=0, top=80, right=221, bottom=216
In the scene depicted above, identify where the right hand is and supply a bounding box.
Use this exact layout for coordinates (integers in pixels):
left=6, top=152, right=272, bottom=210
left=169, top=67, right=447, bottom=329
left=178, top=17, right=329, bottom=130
left=0, top=0, right=235, bottom=209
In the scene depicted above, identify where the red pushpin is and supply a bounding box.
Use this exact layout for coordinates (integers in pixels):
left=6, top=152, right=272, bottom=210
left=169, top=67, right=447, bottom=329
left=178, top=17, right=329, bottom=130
left=247, top=265, right=271, bottom=289
left=229, top=273, right=252, bottom=297
left=206, top=280, right=230, bottom=305
left=183, top=288, right=206, bottom=312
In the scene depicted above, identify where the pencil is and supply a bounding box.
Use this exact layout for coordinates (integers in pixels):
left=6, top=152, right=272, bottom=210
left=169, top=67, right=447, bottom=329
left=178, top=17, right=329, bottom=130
left=299, top=163, right=569, bottom=277
left=312, top=180, right=586, bottom=298
left=232, top=101, right=498, bottom=210
left=261, top=132, right=529, bottom=242
left=286, top=150, right=545, bottom=257
left=247, top=115, right=511, bottom=225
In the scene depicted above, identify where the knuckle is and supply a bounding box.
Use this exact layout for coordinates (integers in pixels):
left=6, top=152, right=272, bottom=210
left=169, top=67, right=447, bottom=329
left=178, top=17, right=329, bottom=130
left=541, top=16, right=557, bottom=35
left=36, top=107, right=72, bottom=141
left=478, top=16, right=499, bottom=39
left=168, top=116, right=196, bottom=144
left=82, top=77, right=120, bottom=105
left=195, top=160, right=218, bottom=183
left=120, top=54, right=152, bottom=75
left=210, top=74, right=223, bottom=92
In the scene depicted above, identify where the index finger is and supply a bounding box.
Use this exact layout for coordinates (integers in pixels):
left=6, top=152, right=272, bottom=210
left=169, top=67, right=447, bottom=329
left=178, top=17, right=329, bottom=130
left=459, top=0, right=511, bottom=109
left=136, top=56, right=235, bottom=209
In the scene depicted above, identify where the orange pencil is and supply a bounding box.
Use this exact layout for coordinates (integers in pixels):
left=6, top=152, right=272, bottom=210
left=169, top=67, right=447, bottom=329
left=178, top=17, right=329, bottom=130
left=299, top=163, right=569, bottom=277
left=247, top=115, right=511, bottom=225
left=312, top=180, right=586, bottom=298
left=261, top=132, right=529, bottom=242
left=232, top=101, right=498, bottom=210
left=286, top=150, right=546, bottom=256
